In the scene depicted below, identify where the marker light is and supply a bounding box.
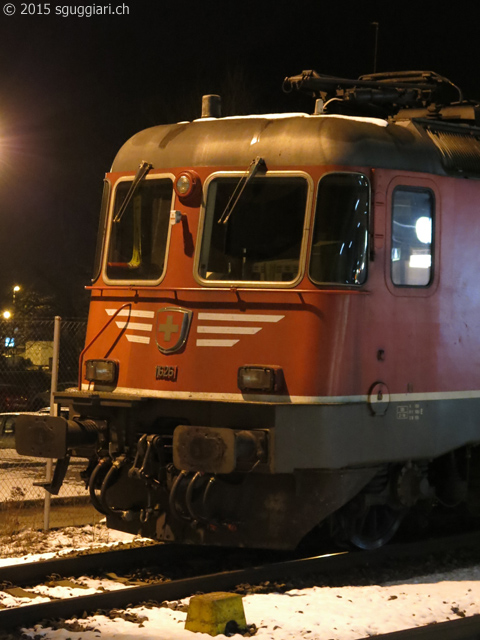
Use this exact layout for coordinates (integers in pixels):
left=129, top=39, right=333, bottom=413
left=174, top=170, right=200, bottom=198
left=85, top=359, right=118, bottom=384
left=237, top=366, right=283, bottom=393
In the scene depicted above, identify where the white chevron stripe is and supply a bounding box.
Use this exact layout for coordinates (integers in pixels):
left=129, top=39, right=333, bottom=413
left=196, top=339, right=240, bottom=347
left=106, top=309, right=155, bottom=318
left=115, top=321, right=152, bottom=331
left=197, top=326, right=261, bottom=335
left=126, top=335, right=151, bottom=344
left=198, top=313, right=284, bottom=323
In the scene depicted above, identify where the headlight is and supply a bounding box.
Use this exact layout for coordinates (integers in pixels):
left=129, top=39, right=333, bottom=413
left=85, top=359, right=118, bottom=384
left=174, top=170, right=200, bottom=198
left=237, top=366, right=283, bottom=393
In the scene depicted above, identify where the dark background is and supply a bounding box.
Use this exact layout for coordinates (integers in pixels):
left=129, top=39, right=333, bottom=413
left=0, top=0, right=476, bottom=316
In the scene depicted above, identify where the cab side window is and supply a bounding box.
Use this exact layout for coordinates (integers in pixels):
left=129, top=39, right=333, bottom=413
left=309, top=173, right=369, bottom=285
left=391, top=187, right=434, bottom=287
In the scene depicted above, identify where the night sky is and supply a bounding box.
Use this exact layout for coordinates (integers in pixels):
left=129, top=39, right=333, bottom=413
left=0, top=0, right=477, bottom=316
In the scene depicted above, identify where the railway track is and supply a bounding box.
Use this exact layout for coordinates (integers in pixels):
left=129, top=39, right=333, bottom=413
left=2, top=532, right=480, bottom=635
left=0, top=541, right=203, bottom=587
left=357, top=615, right=480, bottom=640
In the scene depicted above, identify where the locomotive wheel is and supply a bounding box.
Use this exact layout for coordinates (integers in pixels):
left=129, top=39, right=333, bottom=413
left=348, top=504, right=404, bottom=550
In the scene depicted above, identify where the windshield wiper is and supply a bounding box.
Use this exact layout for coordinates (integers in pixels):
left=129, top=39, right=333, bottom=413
left=218, top=156, right=266, bottom=225
left=113, top=160, right=153, bottom=223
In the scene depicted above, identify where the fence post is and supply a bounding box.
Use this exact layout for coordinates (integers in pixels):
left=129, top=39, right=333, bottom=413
left=43, top=316, right=61, bottom=530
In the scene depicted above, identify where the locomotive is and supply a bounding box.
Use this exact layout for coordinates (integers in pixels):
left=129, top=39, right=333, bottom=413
left=16, top=70, right=480, bottom=549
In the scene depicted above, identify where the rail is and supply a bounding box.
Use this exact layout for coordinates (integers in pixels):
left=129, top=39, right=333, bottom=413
left=2, top=531, right=480, bottom=633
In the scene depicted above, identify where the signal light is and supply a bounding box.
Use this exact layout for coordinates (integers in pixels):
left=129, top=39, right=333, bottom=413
left=85, top=359, right=118, bottom=384
left=237, top=366, right=283, bottom=393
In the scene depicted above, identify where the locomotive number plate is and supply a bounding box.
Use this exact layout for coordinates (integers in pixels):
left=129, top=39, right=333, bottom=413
left=156, top=365, right=178, bottom=381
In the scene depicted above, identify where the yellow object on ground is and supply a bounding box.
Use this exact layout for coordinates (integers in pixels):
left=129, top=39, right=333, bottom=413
left=185, top=591, right=247, bottom=636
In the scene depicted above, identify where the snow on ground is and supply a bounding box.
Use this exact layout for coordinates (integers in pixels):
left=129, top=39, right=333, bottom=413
left=1, top=525, right=479, bottom=640
left=0, top=523, right=141, bottom=564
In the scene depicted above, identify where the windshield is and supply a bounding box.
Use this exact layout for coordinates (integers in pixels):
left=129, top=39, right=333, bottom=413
left=198, top=176, right=309, bottom=283
left=106, top=178, right=173, bottom=281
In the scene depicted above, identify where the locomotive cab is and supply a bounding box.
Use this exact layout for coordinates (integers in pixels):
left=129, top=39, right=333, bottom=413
left=16, top=71, right=480, bottom=549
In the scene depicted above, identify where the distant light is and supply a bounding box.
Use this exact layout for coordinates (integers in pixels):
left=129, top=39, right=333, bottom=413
left=5, top=337, right=14, bottom=348
left=13, top=285, right=20, bottom=293
left=409, top=254, right=431, bottom=269
left=2, top=310, right=11, bottom=320
left=416, top=217, right=432, bottom=244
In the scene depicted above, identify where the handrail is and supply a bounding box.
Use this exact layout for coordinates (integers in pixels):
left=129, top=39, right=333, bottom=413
left=77, top=302, right=132, bottom=387
left=85, top=285, right=369, bottom=296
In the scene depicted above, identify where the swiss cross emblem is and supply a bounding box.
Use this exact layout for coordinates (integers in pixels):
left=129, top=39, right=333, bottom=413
left=156, top=307, right=193, bottom=354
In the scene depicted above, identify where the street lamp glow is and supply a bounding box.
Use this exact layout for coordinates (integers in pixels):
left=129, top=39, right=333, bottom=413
left=12, top=285, right=21, bottom=306
left=2, top=310, right=11, bottom=320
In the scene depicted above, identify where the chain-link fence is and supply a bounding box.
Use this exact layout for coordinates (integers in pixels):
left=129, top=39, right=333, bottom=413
left=0, top=318, right=101, bottom=534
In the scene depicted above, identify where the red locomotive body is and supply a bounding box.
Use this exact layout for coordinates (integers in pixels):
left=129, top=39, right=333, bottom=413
left=16, top=71, right=480, bottom=549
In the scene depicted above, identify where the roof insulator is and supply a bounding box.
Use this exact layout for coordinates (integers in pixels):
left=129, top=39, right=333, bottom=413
left=314, top=98, right=324, bottom=115
left=201, top=95, right=222, bottom=118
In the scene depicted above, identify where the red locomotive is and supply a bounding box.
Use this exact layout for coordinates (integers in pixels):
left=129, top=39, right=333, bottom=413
left=16, top=71, right=480, bottom=549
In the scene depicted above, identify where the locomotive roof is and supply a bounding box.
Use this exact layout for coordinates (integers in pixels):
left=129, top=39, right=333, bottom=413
left=111, top=112, right=480, bottom=178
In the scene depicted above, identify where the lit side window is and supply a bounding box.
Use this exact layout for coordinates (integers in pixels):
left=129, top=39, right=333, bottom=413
left=391, top=187, right=434, bottom=287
